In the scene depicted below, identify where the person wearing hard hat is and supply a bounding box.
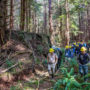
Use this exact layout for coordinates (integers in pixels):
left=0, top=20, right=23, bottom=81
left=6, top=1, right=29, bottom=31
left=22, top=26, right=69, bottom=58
left=72, top=43, right=76, bottom=54
left=75, top=44, right=80, bottom=55
left=78, top=47, right=90, bottom=82
left=79, top=42, right=83, bottom=49
left=65, top=45, right=71, bottom=62
left=47, top=48, right=58, bottom=78
left=87, top=42, right=90, bottom=53
left=52, top=46, right=62, bottom=70
left=65, top=46, right=69, bottom=58
left=69, top=46, right=74, bottom=58
left=56, top=48, right=62, bottom=70
left=65, top=46, right=71, bottom=57
left=73, top=43, right=77, bottom=47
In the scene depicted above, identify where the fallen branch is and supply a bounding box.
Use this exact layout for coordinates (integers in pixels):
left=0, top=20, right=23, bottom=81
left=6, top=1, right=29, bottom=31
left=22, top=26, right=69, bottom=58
left=11, top=50, right=32, bottom=58
left=0, top=63, right=19, bottom=74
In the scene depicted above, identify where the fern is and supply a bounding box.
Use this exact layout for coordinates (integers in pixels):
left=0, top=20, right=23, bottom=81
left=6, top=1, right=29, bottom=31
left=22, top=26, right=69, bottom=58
left=53, top=68, right=82, bottom=90
left=6, top=59, right=14, bottom=67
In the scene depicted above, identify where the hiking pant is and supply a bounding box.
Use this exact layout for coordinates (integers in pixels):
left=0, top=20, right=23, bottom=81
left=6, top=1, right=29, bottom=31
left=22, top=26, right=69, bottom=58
left=79, top=64, right=88, bottom=81
left=48, top=63, right=56, bottom=75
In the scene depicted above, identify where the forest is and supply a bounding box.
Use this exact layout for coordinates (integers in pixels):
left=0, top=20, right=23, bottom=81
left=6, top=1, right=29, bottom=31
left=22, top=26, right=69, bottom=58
left=0, top=0, right=90, bottom=90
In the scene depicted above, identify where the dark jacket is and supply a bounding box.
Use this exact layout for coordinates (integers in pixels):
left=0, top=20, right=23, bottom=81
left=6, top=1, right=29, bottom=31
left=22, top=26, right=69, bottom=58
left=55, top=48, right=62, bottom=59
left=78, top=53, right=90, bottom=65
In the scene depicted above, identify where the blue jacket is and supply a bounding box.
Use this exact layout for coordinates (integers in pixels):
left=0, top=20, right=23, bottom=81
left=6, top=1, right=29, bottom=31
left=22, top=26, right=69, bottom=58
left=78, top=53, right=90, bottom=65
left=70, top=49, right=74, bottom=58
left=65, top=49, right=71, bottom=58
left=79, top=43, right=83, bottom=48
left=83, top=43, right=87, bottom=47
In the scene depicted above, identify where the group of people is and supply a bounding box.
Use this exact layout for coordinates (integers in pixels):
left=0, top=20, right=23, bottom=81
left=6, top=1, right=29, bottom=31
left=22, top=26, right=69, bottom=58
left=47, top=42, right=90, bottom=82
left=65, top=42, right=88, bottom=59
left=65, top=42, right=90, bottom=81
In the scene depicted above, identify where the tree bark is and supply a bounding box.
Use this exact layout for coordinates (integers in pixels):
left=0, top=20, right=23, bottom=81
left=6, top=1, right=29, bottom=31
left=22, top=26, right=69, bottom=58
left=0, top=0, right=7, bottom=45
left=48, top=0, right=54, bottom=45
left=43, top=1, right=47, bottom=34
left=87, top=3, right=90, bottom=40
left=10, top=0, right=14, bottom=30
left=28, top=0, right=32, bottom=32
left=65, top=0, right=70, bottom=45
left=20, top=0, right=26, bottom=30
left=9, top=0, right=14, bottom=40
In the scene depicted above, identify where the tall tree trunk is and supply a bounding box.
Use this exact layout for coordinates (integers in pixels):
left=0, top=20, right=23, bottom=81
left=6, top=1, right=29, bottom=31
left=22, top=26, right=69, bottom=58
left=34, top=0, right=37, bottom=33
left=28, top=0, right=32, bottom=32
left=20, top=0, right=26, bottom=30
left=43, top=1, right=47, bottom=34
left=65, top=0, right=70, bottom=45
left=10, top=0, right=14, bottom=30
left=9, top=0, right=14, bottom=40
left=48, top=0, right=54, bottom=44
left=78, top=12, right=81, bottom=41
left=34, top=12, right=37, bottom=33
left=59, top=7, right=63, bottom=45
left=87, top=3, right=90, bottom=40
left=25, top=0, right=28, bottom=31
left=0, top=0, right=6, bottom=45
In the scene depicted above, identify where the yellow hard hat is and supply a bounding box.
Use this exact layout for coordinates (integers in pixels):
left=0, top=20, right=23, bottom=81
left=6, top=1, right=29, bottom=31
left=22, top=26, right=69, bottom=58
left=73, top=43, right=76, bottom=45
left=80, top=47, right=87, bottom=52
left=49, top=48, right=54, bottom=53
left=76, top=45, right=79, bottom=47
left=65, top=45, right=69, bottom=49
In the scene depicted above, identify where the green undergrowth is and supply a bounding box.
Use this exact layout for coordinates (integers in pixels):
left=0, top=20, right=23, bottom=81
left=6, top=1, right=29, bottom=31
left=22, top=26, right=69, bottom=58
left=53, top=48, right=90, bottom=90
left=53, top=67, right=90, bottom=90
